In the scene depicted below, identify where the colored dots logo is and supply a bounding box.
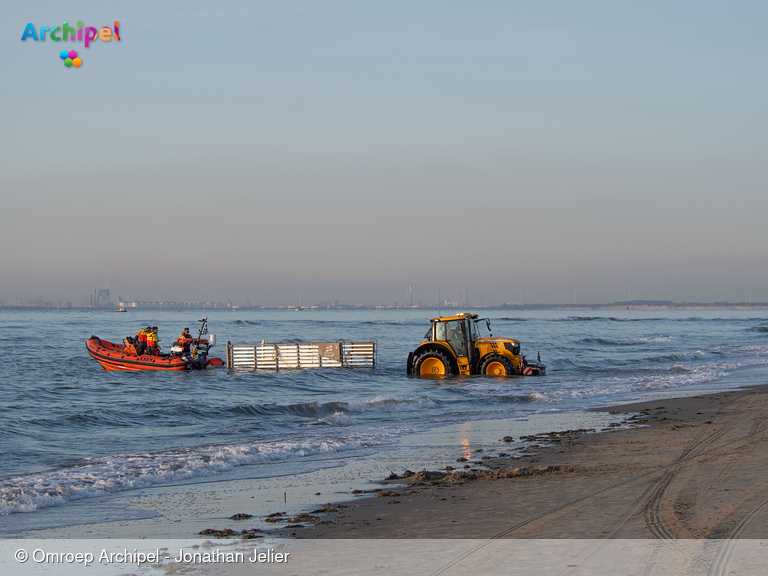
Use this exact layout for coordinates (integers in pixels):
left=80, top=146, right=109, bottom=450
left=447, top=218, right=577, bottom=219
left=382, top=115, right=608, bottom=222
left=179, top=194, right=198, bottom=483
left=60, top=49, right=81, bottom=68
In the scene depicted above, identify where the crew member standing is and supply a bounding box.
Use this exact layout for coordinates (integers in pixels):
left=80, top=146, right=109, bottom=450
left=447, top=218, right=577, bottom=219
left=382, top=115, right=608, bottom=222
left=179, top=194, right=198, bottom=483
left=146, top=326, right=160, bottom=356
left=177, top=327, right=193, bottom=354
left=136, top=326, right=151, bottom=356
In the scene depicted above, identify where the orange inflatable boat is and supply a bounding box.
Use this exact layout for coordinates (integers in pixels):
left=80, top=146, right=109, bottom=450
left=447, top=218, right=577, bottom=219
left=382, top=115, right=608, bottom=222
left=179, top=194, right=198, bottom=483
left=86, top=317, right=223, bottom=371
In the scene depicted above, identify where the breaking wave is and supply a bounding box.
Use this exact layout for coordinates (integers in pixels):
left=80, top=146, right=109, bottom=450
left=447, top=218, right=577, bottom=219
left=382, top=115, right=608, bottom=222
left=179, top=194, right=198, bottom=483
left=0, top=433, right=400, bottom=516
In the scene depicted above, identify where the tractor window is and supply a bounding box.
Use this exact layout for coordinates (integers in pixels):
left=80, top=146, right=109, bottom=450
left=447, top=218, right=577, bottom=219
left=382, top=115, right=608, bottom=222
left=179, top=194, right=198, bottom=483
left=446, top=320, right=466, bottom=356
left=469, top=320, right=479, bottom=341
left=434, top=322, right=447, bottom=341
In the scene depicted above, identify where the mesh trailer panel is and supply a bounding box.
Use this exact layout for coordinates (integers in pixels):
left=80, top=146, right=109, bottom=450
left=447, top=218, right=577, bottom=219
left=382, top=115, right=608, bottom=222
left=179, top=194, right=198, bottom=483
left=226, top=341, right=376, bottom=370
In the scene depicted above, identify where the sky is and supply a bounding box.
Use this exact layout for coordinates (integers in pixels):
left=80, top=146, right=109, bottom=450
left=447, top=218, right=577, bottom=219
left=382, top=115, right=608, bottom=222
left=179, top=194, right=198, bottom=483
left=3, top=1, right=768, bottom=306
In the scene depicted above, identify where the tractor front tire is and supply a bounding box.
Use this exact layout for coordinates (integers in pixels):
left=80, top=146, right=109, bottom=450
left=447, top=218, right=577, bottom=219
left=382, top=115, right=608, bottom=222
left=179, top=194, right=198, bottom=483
left=479, top=355, right=514, bottom=376
left=413, top=349, right=457, bottom=377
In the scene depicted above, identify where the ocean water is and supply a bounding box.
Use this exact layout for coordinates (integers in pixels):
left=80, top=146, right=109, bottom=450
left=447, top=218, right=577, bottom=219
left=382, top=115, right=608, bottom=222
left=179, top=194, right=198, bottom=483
left=2, top=308, right=768, bottom=533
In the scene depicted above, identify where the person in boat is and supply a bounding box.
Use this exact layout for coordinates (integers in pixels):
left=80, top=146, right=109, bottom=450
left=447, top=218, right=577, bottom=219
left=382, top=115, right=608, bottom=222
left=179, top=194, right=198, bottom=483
left=146, top=326, right=160, bottom=356
left=177, top=327, right=193, bottom=354
left=136, top=326, right=151, bottom=356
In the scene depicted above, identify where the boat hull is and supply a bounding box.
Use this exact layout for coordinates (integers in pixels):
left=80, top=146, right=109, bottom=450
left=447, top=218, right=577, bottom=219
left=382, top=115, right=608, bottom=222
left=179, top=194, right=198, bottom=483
left=86, top=337, right=193, bottom=371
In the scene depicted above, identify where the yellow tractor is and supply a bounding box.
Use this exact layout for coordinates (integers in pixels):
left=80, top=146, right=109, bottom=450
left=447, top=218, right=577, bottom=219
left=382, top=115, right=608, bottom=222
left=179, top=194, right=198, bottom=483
left=406, top=313, right=546, bottom=377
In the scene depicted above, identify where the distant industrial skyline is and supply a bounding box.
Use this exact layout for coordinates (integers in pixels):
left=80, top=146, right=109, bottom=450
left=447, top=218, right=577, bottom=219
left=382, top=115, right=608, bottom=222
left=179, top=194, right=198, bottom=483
left=4, top=1, right=768, bottom=307
left=4, top=277, right=768, bottom=310
left=3, top=288, right=767, bottom=310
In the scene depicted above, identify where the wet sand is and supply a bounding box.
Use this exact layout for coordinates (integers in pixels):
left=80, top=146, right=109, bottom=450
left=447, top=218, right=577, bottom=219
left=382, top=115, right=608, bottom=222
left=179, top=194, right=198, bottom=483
left=274, top=385, right=768, bottom=539
left=17, top=387, right=768, bottom=575
left=25, top=410, right=620, bottom=540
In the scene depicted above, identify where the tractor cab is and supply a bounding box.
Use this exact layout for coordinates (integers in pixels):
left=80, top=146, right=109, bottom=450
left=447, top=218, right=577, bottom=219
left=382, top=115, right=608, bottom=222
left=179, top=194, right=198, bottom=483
left=426, top=314, right=478, bottom=359
left=407, top=313, right=545, bottom=378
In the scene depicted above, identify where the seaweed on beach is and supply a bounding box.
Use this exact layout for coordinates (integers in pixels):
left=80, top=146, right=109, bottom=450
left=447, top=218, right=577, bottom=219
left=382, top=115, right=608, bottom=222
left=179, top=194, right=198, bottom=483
left=198, top=528, right=263, bottom=539
left=444, top=464, right=575, bottom=483
left=310, top=503, right=347, bottom=513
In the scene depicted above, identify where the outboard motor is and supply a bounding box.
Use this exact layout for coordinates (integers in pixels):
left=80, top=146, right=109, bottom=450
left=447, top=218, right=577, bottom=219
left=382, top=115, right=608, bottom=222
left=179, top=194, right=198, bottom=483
left=184, top=316, right=211, bottom=369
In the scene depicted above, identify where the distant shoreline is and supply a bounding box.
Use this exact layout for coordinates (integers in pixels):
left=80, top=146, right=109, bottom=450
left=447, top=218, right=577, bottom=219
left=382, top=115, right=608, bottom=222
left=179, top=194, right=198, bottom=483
left=525, top=305, right=768, bottom=311
left=2, top=304, right=768, bottom=311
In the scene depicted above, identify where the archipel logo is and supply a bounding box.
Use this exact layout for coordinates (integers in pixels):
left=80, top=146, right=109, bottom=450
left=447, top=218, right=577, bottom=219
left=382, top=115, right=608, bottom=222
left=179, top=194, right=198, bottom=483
left=21, top=21, right=120, bottom=68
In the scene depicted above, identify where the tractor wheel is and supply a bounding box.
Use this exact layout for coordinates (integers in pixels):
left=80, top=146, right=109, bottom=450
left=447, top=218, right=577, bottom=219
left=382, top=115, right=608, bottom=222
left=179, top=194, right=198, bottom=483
left=479, top=355, right=514, bottom=376
left=413, top=350, right=457, bottom=377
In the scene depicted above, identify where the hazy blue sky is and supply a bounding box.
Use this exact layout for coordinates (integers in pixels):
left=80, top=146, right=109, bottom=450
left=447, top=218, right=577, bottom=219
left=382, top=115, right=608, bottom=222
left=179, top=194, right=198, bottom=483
left=3, top=1, right=768, bottom=306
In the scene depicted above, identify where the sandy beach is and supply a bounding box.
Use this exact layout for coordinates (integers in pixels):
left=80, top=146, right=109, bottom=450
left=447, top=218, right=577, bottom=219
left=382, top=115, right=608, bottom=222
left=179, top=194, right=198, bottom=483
left=12, top=385, right=768, bottom=575
left=270, top=385, right=768, bottom=540
left=26, top=384, right=768, bottom=543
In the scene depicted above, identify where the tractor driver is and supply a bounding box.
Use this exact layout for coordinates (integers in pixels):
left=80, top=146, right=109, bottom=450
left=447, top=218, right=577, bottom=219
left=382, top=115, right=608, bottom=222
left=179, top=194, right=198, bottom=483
left=447, top=321, right=466, bottom=355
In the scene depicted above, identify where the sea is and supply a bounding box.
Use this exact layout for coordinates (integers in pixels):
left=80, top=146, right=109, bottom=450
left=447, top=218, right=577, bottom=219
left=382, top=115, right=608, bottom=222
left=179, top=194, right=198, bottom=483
left=2, top=307, right=768, bottom=536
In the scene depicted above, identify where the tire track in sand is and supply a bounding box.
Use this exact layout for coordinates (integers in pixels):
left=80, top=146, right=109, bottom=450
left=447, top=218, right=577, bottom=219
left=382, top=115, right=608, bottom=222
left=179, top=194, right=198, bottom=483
left=642, top=408, right=768, bottom=541
left=705, top=416, right=768, bottom=576
left=428, top=402, right=765, bottom=576
left=642, top=413, right=737, bottom=539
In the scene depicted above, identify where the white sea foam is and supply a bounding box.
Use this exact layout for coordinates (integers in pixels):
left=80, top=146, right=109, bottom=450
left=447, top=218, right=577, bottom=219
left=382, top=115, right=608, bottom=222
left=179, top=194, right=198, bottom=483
left=7, top=310, right=768, bottom=524
left=344, top=396, right=438, bottom=413
left=316, top=411, right=356, bottom=426
left=670, top=364, right=694, bottom=372
left=547, top=364, right=732, bottom=402
left=520, top=392, right=548, bottom=402
left=465, top=350, right=768, bottom=406
left=313, top=397, right=438, bottom=426
left=0, top=431, right=403, bottom=516
left=0, top=396, right=440, bottom=516
left=627, top=336, right=676, bottom=344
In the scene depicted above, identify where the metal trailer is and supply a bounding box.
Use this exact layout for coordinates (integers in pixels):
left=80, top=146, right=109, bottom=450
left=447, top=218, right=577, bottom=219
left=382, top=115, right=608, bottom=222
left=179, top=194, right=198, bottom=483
left=225, top=341, right=376, bottom=370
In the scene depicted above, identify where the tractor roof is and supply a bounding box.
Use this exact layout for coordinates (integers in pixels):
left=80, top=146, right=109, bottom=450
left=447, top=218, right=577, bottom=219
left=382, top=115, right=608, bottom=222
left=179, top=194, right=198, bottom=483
left=429, top=313, right=479, bottom=322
